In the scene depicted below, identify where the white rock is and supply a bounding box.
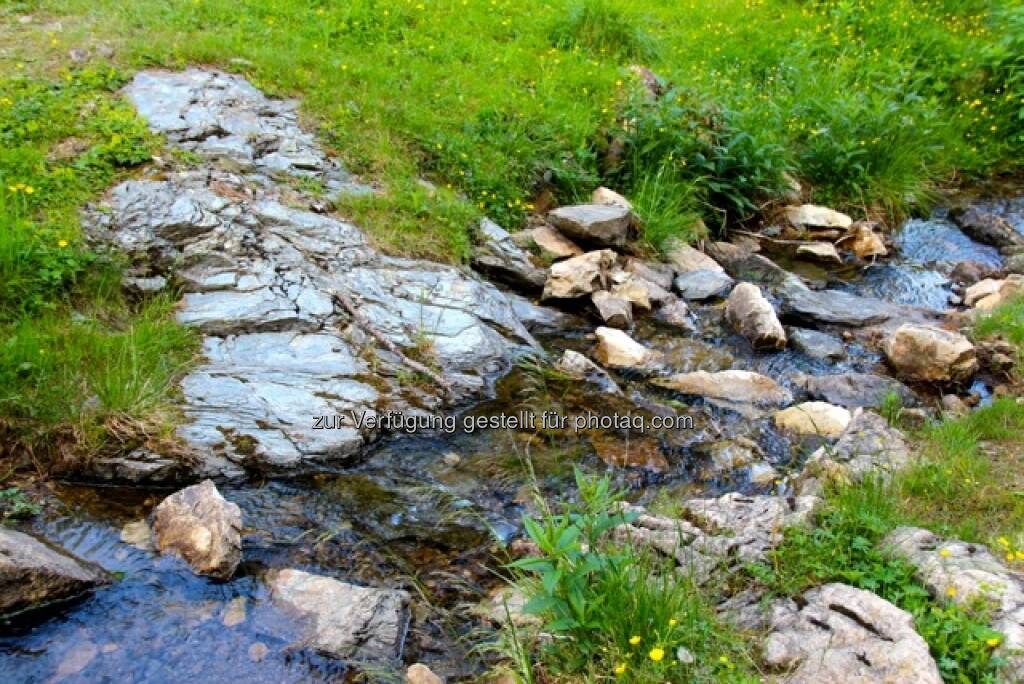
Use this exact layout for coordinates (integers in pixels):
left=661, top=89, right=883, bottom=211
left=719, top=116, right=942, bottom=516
left=152, top=480, right=242, bottom=579
left=651, top=370, right=792, bottom=406
left=796, top=241, right=841, bottom=263
left=591, top=186, right=632, bottom=210
left=785, top=204, right=853, bottom=230
left=882, top=324, right=978, bottom=383
left=541, top=250, right=616, bottom=300
left=593, top=327, right=660, bottom=369
left=726, top=283, right=787, bottom=350
left=774, top=401, right=851, bottom=437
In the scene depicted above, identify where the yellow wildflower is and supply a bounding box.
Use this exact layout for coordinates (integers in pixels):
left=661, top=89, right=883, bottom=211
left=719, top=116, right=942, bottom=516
left=1016, top=551, right=1024, bottom=560
left=58, top=239, right=69, bottom=248
left=998, top=537, right=1010, bottom=547
left=613, top=662, right=627, bottom=675
left=939, top=548, right=951, bottom=558
left=668, top=618, right=678, bottom=627
left=24, top=186, right=34, bottom=194
left=987, top=637, right=1001, bottom=647
left=629, top=635, right=641, bottom=646
left=947, top=587, right=958, bottom=598
left=648, top=647, right=665, bottom=662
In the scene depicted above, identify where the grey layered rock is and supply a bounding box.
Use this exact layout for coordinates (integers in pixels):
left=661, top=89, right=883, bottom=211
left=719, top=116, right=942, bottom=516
left=89, top=70, right=538, bottom=476
left=554, top=350, right=622, bottom=395
left=547, top=204, right=632, bottom=247
left=1006, top=252, right=1024, bottom=275
left=591, top=290, right=633, bottom=328
left=804, top=409, right=911, bottom=482
left=882, top=324, right=978, bottom=383
left=83, top=448, right=190, bottom=484
left=786, top=327, right=845, bottom=361
left=616, top=493, right=819, bottom=583
left=778, top=280, right=900, bottom=326
left=152, top=480, right=242, bottom=579
left=0, top=528, right=108, bottom=617
left=673, top=269, right=734, bottom=300
left=952, top=206, right=1024, bottom=253
left=471, top=218, right=547, bottom=291
left=623, top=257, right=674, bottom=290
left=795, top=372, right=917, bottom=409
left=270, top=569, right=410, bottom=663
left=664, top=240, right=724, bottom=273
left=762, top=583, right=943, bottom=684
left=541, top=249, right=616, bottom=300
left=725, top=283, right=786, bottom=350
left=881, top=527, right=1024, bottom=681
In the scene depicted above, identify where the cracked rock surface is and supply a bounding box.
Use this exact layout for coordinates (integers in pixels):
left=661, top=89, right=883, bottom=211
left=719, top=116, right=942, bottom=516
left=87, top=70, right=538, bottom=477
left=761, top=583, right=943, bottom=684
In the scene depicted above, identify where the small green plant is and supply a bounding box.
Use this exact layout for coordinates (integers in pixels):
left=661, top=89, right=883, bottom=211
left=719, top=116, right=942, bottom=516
left=879, top=389, right=904, bottom=427
left=505, top=469, right=755, bottom=681
left=0, top=487, right=41, bottom=522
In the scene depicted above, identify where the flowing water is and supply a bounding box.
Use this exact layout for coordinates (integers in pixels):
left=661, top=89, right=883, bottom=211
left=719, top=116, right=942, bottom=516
left=0, top=208, right=1013, bottom=682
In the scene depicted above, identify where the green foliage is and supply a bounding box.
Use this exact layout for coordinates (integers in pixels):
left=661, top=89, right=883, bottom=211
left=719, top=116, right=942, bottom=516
left=506, top=470, right=756, bottom=681
left=550, top=0, right=656, bottom=61
left=879, top=389, right=904, bottom=426
left=750, top=482, right=1006, bottom=683
left=974, top=295, right=1024, bottom=363
left=0, top=487, right=41, bottom=522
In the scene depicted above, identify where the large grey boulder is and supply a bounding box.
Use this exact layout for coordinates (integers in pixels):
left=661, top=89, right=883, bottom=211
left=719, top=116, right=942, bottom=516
left=786, top=327, right=845, bottom=361
left=152, top=480, right=242, bottom=579
left=762, top=583, right=943, bottom=684
left=547, top=204, right=632, bottom=247
left=89, top=70, right=538, bottom=477
left=725, top=283, right=786, bottom=350
left=270, top=569, right=410, bottom=663
left=803, top=409, right=911, bottom=483
left=0, top=528, right=108, bottom=617
left=881, top=527, right=1024, bottom=681
left=471, top=218, right=547, bottom=291
left=882, top=324, right=978, bottom=383
left=778, top=281, right=899, bottom=326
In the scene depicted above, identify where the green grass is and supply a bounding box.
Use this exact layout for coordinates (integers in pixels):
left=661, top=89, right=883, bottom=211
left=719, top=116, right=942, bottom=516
left=502, top=471, right=757, bottom=682
left=974, top=295, right=1024, bottom=367
left=6, top=0, right=1020, bottom=256
left=0, top=64, right=198, bottom=467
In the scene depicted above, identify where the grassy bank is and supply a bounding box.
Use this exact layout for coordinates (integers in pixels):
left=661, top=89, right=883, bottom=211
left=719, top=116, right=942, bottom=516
left=4, top=0, right=1023, bottom=256
left=0, top=64, right=198, bottom=470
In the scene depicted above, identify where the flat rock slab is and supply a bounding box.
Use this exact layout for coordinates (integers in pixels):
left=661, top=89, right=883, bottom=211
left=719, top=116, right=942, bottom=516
left=0, top=528, right=109, bottom=617
left=673, top=269, right=734, bottom=300
left=762, top=583, right=943, bottom=684
left=89, top=70, right=537, bottom=477
left=804, top=409, right=911, bottom=482
left=795, top=372, right=916, bottom=409
left=547, top=204, right=632, bottom=247
left=270, top=569, right=410, bottom=663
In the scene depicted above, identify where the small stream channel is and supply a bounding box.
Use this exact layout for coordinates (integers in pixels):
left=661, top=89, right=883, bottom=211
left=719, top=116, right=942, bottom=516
left=0, top=204, right=1017, bottom=683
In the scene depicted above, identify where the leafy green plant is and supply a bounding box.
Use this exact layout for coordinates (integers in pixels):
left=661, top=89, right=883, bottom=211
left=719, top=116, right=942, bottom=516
left=879, top=389, right=904, bottom=427
left=505, top=470, right=756, bottom=681
left=0, top=487, right=41, bottom=522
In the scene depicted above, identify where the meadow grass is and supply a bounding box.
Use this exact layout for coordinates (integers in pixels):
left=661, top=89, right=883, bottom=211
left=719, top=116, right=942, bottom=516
left=0, top=64, right=198, bottom=467
left=5, top=0, right=1021, bottom=256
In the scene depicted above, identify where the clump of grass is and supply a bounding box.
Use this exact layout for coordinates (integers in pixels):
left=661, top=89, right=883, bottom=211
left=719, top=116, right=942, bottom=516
left=628, top=163, right=704, bottom=251
left=503, top=470, right=756, bottom=681
left=974, top=295, right=1024, bottom=359
left=549, top=0, right=656, bottom=61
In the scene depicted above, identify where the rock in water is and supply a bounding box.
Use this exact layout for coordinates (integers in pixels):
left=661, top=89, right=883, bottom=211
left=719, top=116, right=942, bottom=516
left=725, top=283, right=786, bottom=350
left=786, top=327, right=846, bottom=361
left=762, top=583, right=943, bottom=684
left=952, top=206, right=1024, bottom=253
left=652, top=370, right=792, bottom=407
left=470, top=218, right=546, bottom=291
left=778, top=281, right=900, bottom=326
left=541, top=250, right=617, bottom=300
left=152, top=480, right=242, bottom=579
left=0, top=528, right=108, bottom=617
left=554, top=350, right=622, bottom=395
left=795, top=372, right=916, bottom=409
left=547, top=204, right=632, bottom=247
left=673, top=269, right=734, bottom=300
left=882, top=324, right=977, bottom=383
left=845, top=222, right=888, bottom=259
left=784, top=204, right=853, bottom=230
left=773, top=401, right=851, bottom=437
left=89, top=70, right=538, bottom=477
left=591, top=291, right=633, bottom=328
left=270, top=569, right=410, bottom=663
left=593, top=327, right=660, bottom=369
